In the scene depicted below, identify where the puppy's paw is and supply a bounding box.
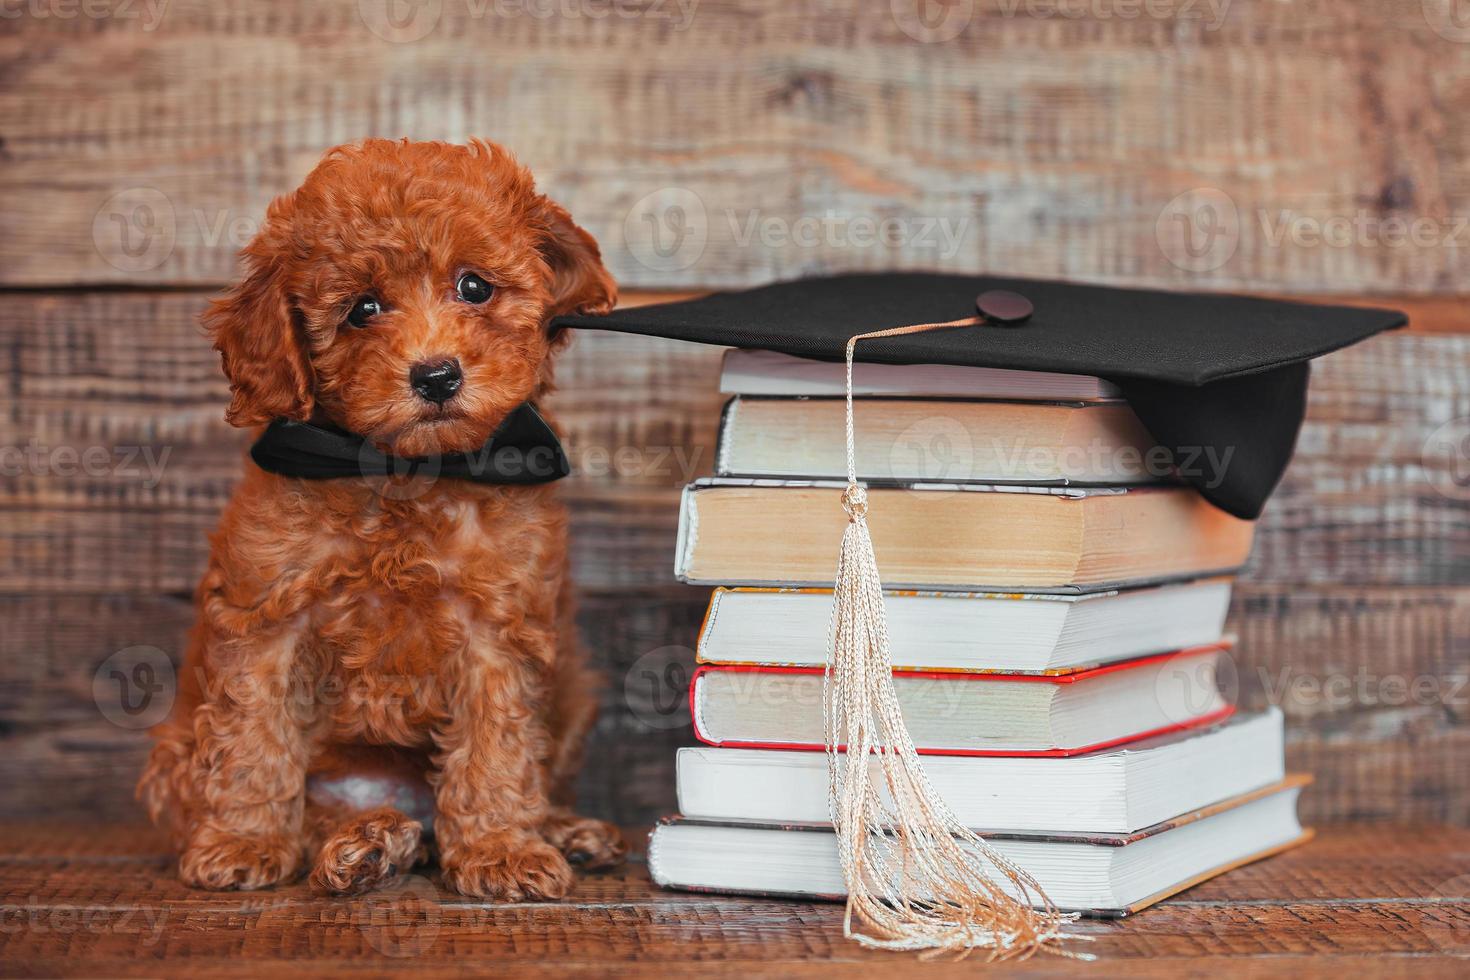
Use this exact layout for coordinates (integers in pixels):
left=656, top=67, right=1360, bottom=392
left=542, top=810, right=627, bottom=872
left=440, top=832, right=573, bottom=901
left=179, top=830, right=299, bottom=891
left=311, top=808, right=425, bottom=896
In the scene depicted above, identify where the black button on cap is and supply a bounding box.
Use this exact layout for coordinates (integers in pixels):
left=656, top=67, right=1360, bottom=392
left=976, top=289, right=1033, bottom=325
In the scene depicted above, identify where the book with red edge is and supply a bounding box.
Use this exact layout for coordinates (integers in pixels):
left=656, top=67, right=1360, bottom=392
left=689, top=644, right=1234, bottom=757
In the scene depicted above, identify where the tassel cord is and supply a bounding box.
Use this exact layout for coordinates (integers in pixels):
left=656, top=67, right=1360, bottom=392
left=824, top=320, right=1095, bottom=959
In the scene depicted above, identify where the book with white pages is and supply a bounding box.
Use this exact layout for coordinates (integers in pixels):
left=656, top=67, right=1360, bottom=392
left=720, top=348, right=1124, bottom=401
left=649, top=775, right=1311, bottom=916
left=677, top=708, right=1283, bottom=834
left=714, top=394, right=1162, bottom=486
left=697, top=579, right=1233, bottom=673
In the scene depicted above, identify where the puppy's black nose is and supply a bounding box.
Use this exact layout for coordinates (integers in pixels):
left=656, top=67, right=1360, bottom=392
left=409, top=358, right=463, bottom=405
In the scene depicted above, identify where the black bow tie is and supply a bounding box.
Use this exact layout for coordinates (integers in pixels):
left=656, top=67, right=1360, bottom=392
left=248, top=403, right=570, bottom=485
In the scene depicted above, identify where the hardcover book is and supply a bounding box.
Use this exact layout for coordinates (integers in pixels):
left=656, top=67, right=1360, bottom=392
left=677, top=708, right=1284, bottom=833
left=719, top=347, right=1125, bottom=401
left=689, top=645, right=1234, bottom=756
left=715, top=395, right=1160, bottom=485
left=676, top=478, right=1254, bottom=591
left=648, top=777, right=1312, bottom=916
left=696, top=579, right=1233, bottom=673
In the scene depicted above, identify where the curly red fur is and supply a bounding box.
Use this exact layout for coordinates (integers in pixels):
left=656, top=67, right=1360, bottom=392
left=138, top=139, right=624, bottom=898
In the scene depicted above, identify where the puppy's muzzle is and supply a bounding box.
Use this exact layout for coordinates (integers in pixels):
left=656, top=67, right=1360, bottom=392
left=409, top=358, right=463, bottom=405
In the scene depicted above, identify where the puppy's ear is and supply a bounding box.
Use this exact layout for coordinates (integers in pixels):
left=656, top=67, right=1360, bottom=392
left=204, top=204, right=314, bottom=427
left=536, top=196, right=617, bottom=319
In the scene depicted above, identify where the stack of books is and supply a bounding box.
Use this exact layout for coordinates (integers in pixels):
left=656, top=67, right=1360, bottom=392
left=649, top=350, right=1311, bottom=916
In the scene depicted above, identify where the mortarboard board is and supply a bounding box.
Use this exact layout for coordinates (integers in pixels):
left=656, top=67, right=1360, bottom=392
left=556, top=273, right=1406, bottom=519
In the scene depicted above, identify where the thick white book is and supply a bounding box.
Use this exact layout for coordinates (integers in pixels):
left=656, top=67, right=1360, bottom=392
left=697, top=579, right=1232, bottom=673
left=720, top=348, right=1124, bottom=401
left=677, top=709, right=1284, bottom=833
left=649, top=776, right=1310, bottom=915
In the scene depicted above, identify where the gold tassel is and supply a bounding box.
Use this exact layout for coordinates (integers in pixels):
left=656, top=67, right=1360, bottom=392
left=825, top=321, right=1093, bottom=959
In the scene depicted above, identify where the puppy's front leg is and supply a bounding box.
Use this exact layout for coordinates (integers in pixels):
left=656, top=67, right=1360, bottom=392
left=434, top=650, right=573, bottom=901
left=176, top=623, right=317, bottom=891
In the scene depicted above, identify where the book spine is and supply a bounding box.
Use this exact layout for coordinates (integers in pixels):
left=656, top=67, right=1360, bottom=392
left=713, top=396, right=737, bottom=476
left=673, top=483, right=699, bottom=582
left=689, top=658, right=1237, bottom=757
left=694, top=588, right=724, bottom=662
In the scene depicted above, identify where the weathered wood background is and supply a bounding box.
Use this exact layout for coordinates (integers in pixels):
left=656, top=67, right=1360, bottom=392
left=2, top=1, right=1469, bottom=827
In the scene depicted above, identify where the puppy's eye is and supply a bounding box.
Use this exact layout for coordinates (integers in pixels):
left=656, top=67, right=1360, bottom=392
left=346, top=295, right=382, bottom=328
left=456, top=272, right=494, bottom=305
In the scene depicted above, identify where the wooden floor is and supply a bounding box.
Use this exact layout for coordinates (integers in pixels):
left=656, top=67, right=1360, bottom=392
left=0, top=824, right=1466, bottom=977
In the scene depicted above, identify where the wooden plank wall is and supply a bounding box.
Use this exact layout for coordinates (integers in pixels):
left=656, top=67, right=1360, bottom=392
left=3, top=1, right=1469, bottom=827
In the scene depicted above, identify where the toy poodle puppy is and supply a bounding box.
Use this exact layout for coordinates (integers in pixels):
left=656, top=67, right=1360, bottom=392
left=138, top=139, right=625, bottom=899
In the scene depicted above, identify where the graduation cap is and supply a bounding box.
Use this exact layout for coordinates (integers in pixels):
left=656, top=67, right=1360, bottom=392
left=557, top=272, right=1406, bottom=519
